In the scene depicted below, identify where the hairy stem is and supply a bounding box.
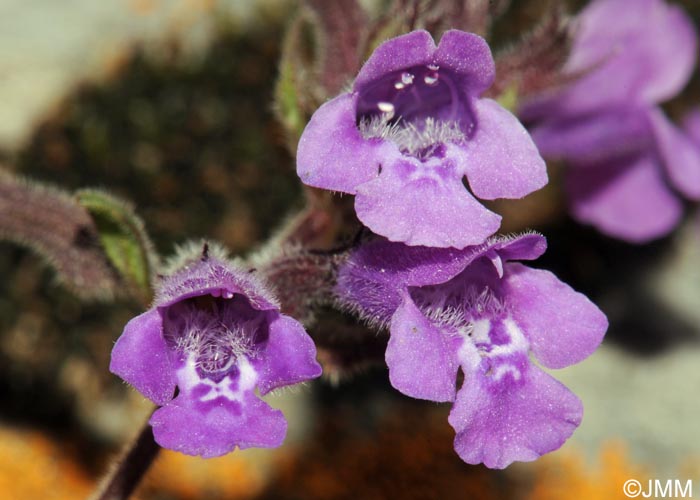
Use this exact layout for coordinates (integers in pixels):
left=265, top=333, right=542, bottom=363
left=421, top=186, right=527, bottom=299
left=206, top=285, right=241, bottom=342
left=0, top=168, right=122, bottom=300
left=91, top=413, right=161, bottom=500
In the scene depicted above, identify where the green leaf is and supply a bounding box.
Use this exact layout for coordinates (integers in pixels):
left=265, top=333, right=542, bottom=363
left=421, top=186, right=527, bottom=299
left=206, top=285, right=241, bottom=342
left=275, top=1, right=368, bottom=153
left=274, top=13, right=321, bottom=153
left=76, top=189, right=157, bottom=300
left=275, top=43, right=308, bottom=150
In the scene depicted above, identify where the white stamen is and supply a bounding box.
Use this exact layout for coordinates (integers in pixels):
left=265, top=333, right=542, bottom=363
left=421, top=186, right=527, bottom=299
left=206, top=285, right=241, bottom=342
left=489, top=254, right=504, bottom=278
left=401, top=72, right=415, bottom=85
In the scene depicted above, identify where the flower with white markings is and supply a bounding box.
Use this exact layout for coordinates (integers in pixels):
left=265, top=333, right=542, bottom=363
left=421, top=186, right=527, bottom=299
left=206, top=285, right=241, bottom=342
left=297, top=30, right=547, bottom=249
left=335, top=234, right=607, bottom=468
left=110, top=244, right=322, bottom=457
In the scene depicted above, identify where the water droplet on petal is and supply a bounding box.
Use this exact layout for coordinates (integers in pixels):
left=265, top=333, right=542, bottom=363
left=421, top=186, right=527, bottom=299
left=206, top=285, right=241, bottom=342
left=223, top=291, right=234, bottom=299
left=377, top=102, right=395, bottom=119
left=424, top=74, right=439, bottom=86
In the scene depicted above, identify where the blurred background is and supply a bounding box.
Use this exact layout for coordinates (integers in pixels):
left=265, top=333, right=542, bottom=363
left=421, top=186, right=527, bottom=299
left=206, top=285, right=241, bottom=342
left=1, top=0, right=699, bottom=499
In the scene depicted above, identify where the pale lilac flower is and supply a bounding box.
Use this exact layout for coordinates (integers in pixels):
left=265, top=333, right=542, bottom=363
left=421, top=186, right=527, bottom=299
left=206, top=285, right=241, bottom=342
left=521, top=0, right=700, bottom=242
left=297, top=30, right=546, bottom=249
left=110, top=247, right=321, bottom=457
left=335, top=234, right=607, bottom=468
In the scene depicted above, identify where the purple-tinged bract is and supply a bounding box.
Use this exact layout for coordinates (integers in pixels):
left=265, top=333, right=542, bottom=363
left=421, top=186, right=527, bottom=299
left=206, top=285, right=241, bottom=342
left=335, top=234, right=607, bottom=469
left=110, top=247, right=322, bottom=458
left=297, top=30, right=547, bottom=249
left=521, top=0, right=700, bottom=242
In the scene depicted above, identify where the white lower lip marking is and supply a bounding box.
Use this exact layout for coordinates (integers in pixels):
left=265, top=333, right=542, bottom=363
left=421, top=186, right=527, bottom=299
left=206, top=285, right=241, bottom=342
left=456, top=317, right=529, bottom=381
left=179, top=355, right=258, bottom=403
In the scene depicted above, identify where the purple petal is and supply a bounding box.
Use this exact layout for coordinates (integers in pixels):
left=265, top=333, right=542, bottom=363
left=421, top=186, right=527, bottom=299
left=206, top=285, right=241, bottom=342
left=434, top=30, right=495, bottom=95
left=109, top=309, right=176, bottom=406
left=566, top=155, right=683, bottom=242
left=448, top=364, right=582, bottom=469
left=297, top=93, right=398, bottom=193
left=334, top=241, right=468, bottom=326
left=155, top=257, right=277, bottom=311
left=335, top=233, right=548, bottom=325
left=464, top=99, right=547, bottom=200
left=489, top=233, right=547, bottom=263
left=335, top=234, right=549, bottom=327
left=560, top=0, right=696, bottom=113
left=354, top=31, right=436, bottom=91
left=505, top=263, right=607, bottom=369
left=344, top=240, right=470, bottom=287
left=529, top=106, right=652, bottom=164
left=386, top=294, right=459, bottom=402
left=355, top=156, right=501, bottom=248
left=255, top=314, right=322, bottom=395
left=649, top=107, right=700, bottom=200
left=150, top=391, right=287, bottom=458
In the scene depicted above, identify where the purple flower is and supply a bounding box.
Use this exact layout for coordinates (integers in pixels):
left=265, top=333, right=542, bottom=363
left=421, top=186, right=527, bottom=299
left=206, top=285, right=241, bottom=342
left=521, top=0, right=700, bottom=242
left=335, top=234, right=607, bottom=468
left=297, top=30, right=546, bottom=249
left=110, top=247, right=322, bottom=457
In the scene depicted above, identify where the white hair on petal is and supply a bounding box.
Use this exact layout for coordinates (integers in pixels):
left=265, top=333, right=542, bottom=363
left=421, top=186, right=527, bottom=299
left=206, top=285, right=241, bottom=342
left=358, top=116, right=466, bottom=156
left=164, top=299, right=265, bottom=375
left=412, top=283, right=506, bottom=336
